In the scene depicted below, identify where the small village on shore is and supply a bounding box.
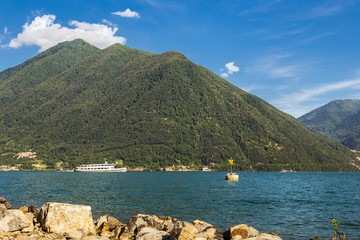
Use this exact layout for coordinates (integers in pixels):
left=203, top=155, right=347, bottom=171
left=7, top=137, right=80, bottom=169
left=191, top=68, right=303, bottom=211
left=0, top=151, right=214, bottom=172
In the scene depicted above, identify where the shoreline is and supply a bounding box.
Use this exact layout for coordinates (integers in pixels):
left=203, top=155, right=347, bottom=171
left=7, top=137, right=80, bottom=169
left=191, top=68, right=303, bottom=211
left=0, top=197, right=282, bottom=240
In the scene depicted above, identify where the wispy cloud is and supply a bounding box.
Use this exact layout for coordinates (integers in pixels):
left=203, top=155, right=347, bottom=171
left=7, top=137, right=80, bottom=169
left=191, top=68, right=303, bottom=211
left=301, top=32, right=334, bottom=44
left=272, top=78, right=360, bottom=117
left=140, top=0, right=186, bottom=11
left=102, top=19, right=117, bottom=27
left=239, top=0, right=282, bottom=16
left=220, top=62, right=239, bottom=78
left=112, top=9, right=140, bottom=18
left=246, top=54, right=299, bottom=80
left=302, top=1, right=350, bottom=19
left=2, top=14, right=126, bottom=51
left=244, top=25, right=308, bottom=40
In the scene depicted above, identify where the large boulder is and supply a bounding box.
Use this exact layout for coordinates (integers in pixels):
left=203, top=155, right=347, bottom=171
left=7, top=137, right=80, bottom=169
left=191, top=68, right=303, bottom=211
left=127, top=214, right=177, bottom=234
left=37, top=202, right=96, bottom=237
left=137, top=227, right=171, bottom=240
left=0, top=209, right=32, bottom=232
left=224, top=224, right=282, bottom=240
left=224, top=224, right=260, bottom=240
left=0, top=197, right=12, bottom=209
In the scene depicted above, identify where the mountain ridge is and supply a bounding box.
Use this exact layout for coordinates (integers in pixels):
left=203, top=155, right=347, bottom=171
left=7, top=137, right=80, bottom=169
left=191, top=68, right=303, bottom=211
left=298, top=99, right=360, bottom=150
left=0, top=40, right=357, bottom=171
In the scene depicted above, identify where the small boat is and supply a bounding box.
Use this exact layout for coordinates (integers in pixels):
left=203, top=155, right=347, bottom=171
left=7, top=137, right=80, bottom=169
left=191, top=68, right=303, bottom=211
left=225, top=172, right=239, bottom=181
left=225, top=159, right=239, bottom=181
left=74, top=159, right=127, bottom=172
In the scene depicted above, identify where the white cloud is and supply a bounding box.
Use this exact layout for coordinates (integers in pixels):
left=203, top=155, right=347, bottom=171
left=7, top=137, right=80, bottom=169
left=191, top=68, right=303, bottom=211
left=4, top=27, right=8, bottom=34
left=225, top=62, right=240, bottom=74
left=112, top=8, right=140, bottom=18
left=272, top=78, right=360, bottom=117
left=3, top=14, right=126, bottom=51
left=221, top=61, right=239, bottom=78
left=246, top=54, right=298, bottom=79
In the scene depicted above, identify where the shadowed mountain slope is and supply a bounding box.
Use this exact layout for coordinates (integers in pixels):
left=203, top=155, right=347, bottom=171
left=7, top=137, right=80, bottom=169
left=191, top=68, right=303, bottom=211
left=298, top=99, right=360, bottom=150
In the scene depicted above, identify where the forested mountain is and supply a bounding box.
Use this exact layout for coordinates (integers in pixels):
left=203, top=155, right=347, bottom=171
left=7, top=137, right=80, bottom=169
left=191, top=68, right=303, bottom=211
left=0, top=39, right=357, bottom=171
left=298, top=99, right=360, bottom=150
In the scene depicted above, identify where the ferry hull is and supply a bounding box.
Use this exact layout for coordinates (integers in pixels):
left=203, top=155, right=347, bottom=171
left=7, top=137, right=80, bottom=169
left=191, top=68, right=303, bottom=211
left=74, top=168, right=127, bottom=172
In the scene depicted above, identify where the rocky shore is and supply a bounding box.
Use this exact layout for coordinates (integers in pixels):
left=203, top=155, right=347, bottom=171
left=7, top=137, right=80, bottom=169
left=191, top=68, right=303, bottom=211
left=0, top=197, right=282, bottom=240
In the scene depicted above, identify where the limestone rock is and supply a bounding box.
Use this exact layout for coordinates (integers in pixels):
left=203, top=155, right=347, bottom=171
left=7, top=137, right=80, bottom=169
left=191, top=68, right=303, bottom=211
left=170, top=221, right=191, bottom=240
left=67, top=228, right=85, bottom=239
left=246, top=233, right=282, bottom=240
left=230, top=224, right=250, bottom=239
left=0, top=204, right=6, bottom=219
left=248, top=227, right=260, bottom=238
left=171, top=222, right=199, bottom=240
left=127, top=214, right=177, bottom=234
left=96, top=214, right=124, bottom=237
left=0, top=197, right=12, bottom=209
left=192, top=220, right=213, bottom=232
left=230, top=235, right=243, bottom=240
left=82, top=236, right=111, bottom=240
left=196, top=226, right=218, bottom=239
left=192, top=220, right=218, bottom=239
left=0, top=209, right=32, bottom=232
left=137, top=227, right=171, bottom=240
left=224, top=224, right=261, bottom=240
left=37, top=202, right=96, bottom=236
left=118, top=231, right=135, bottom=240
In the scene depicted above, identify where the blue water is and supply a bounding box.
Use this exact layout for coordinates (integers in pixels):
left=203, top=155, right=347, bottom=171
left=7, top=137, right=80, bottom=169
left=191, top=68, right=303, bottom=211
left=0, top=171, right=359, bottom=239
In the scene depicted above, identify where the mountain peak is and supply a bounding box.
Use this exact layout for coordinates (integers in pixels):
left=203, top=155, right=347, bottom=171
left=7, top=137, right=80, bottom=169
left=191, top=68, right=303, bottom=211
left=299, top=99, right=360, bottom=150
left=0, top=43, right=357, bottom=171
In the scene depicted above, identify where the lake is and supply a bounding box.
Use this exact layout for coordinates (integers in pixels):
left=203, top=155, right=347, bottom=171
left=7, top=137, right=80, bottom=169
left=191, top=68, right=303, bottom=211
left=0, top=171, right=359, bottom=239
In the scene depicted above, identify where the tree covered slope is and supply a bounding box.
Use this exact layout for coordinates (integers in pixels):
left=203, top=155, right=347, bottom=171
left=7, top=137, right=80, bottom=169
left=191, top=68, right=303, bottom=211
left=298, top=99, right=360, bottom=151
left=0, top=40, right=357, bottom=171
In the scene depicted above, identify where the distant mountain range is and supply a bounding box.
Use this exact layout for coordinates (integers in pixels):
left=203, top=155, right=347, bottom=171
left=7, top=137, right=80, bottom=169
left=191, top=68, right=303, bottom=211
left=0, top=39, right=357, bottom=171
left=298, top=99, right=360, bottom=151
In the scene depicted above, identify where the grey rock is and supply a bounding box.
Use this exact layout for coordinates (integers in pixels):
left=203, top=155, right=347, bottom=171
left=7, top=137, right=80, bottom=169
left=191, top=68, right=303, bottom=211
left=0, top=209, right=32, bottom=232
left=127, top=214, right=177, bottom=234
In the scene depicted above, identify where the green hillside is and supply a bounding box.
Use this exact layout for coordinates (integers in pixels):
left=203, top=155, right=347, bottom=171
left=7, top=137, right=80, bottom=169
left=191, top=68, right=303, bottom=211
left=298, top=99, right=360, bottom=150
left=0, top=40, right=357, bottom=171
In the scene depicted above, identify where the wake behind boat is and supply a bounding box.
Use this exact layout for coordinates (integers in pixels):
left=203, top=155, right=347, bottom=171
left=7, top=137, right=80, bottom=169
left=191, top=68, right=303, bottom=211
left=74, top=160, right=127, bottom=172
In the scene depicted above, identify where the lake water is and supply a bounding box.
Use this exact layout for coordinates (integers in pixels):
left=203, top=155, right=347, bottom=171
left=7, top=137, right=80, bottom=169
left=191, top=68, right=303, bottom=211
left=0, top=171, right=359, bottom=239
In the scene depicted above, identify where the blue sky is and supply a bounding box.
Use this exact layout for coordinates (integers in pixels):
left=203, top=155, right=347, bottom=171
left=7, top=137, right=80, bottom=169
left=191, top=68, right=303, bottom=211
left=1, top=0, right=360, bottom=117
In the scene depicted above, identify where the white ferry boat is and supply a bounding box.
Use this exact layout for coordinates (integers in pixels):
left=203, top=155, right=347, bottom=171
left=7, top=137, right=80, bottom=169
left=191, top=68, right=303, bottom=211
left=74, top=160, right=127, bottom=172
